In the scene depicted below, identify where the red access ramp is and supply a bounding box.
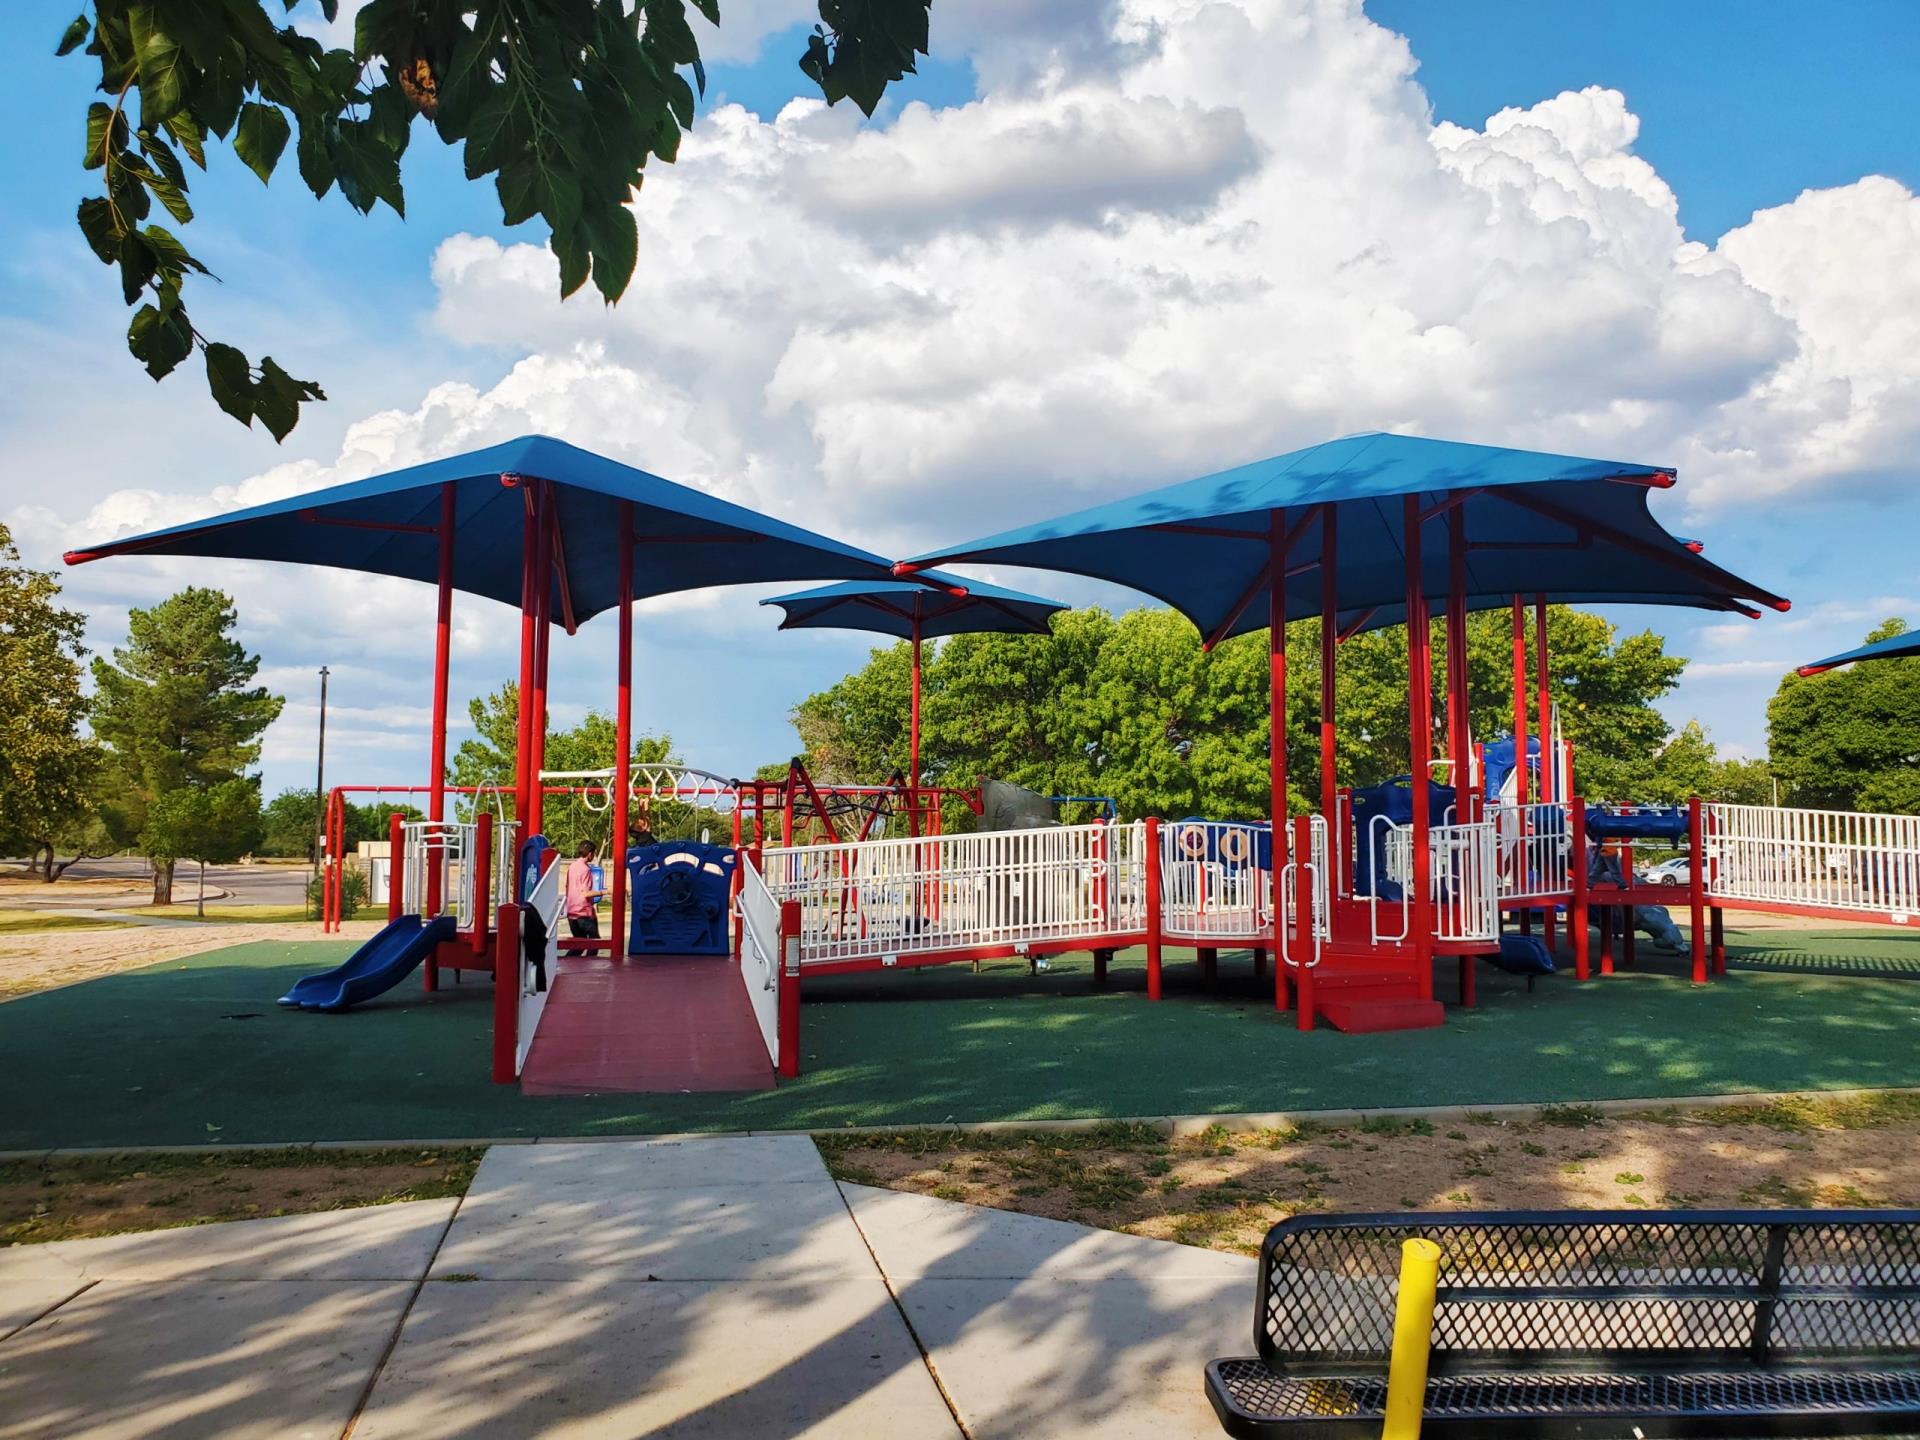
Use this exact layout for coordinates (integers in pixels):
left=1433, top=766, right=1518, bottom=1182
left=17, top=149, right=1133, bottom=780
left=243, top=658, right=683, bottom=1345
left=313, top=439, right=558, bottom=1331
left=519, top=954, right=775, bottom=1096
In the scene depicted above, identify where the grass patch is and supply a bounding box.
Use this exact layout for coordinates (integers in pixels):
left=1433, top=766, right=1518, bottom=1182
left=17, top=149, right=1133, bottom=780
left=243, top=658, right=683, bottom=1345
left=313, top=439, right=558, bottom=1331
left=125, top=905, right=319, bottom=925
left=1690, top=1091, right=1920, bottom=1134
left=0, top=1145, right=483, bottom=1246
left=1536, top=1103, right=1607, bottom=1129
left=0, top=913, right=134, bottom=935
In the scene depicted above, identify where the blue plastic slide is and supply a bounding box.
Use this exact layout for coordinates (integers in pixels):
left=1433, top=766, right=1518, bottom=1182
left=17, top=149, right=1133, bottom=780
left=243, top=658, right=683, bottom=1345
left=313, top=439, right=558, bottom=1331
left=277, top=914, right=458, bottom=1013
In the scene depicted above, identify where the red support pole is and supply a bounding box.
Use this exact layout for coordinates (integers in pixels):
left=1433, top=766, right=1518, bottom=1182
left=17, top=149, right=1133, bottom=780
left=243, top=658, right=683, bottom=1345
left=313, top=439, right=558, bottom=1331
left=513, top=487, right=538, bottom=848
left=426, top=483, right=455, bottom=913
left=1446, top=510, right=1470, bottom=798
left=1293, top=813, right=1315, bottom=1032
left=1510, top=597, right=1530, bottom=808
left=1268, top=509, right=1289, bottom=844
left=1570, top=797, right=1590, bottom=981
left=778, top=898, right=802, bottom=1078
left=471, top=811, right=492, bottom=957
left=1404, top=495, right=1434, bottom=1000
left=1688, top=795, right=1708, bottom=984
left=492, top=903, right=519, bottom=1083
left=1534, top=594, right=1552, bottom=800
left=527, top=483, right=554, bottom=838
left=909, top=615, right=923, bottom=837
left=387, top=810, right=405, bottom=922
left=611, top=503, right=634, bottom=964
left=1319, top=506, right=1338, bottom=822
left=1144, top=815, right=1164, bottom=1001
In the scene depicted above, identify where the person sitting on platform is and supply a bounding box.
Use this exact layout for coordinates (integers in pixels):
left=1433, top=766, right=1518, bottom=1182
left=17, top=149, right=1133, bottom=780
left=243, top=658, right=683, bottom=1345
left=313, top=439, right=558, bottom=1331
left=564, top=841, right=607, bottom=939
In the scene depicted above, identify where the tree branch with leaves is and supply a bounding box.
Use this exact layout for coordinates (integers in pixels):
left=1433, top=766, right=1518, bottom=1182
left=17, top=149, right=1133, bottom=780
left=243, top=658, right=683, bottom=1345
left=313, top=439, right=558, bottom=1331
left=61, top=0, right=932, bottom=440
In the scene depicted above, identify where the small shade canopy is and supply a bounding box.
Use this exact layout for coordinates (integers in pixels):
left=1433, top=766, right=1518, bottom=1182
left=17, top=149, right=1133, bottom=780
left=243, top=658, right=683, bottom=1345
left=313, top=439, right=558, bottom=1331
left=899, top=433, right=1788, bottom=640
left=65, top=434, right=898, bottom=624
left=1797, top=630, right=1920, bottom=677
left=761, top=574, right=1066, bottom=640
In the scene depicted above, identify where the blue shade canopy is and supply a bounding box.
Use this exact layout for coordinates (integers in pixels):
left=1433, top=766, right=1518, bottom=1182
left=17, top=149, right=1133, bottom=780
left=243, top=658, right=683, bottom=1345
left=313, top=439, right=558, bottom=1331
left=900, top=433, right=1788, bottom=644
left=1798, top=630, right=1920, bottom=676
left=762, top=574, right=1066, bottom=640
left=65, top=435, right=898, bottom=625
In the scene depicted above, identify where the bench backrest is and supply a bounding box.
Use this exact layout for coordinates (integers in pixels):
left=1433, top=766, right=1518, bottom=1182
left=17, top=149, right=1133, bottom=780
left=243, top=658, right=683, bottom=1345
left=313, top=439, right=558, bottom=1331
left=1257, top=1210, right=1920, bottom=1373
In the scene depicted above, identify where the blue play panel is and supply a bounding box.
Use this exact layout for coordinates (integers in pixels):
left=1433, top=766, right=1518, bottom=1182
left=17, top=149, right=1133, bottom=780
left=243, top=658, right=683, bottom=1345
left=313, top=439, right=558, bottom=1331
left=627, top=841, right=738, bottom=955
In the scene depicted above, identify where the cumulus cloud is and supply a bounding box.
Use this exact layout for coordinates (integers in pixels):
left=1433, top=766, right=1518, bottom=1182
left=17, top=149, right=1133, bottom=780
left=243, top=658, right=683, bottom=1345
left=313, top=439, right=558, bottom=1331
left=20, top=0, right=1920, bottom=786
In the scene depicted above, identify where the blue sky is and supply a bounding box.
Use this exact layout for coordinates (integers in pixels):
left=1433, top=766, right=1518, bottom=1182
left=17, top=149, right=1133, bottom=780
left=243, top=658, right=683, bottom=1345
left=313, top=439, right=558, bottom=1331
left=4, top=1, right=1918, bottom=799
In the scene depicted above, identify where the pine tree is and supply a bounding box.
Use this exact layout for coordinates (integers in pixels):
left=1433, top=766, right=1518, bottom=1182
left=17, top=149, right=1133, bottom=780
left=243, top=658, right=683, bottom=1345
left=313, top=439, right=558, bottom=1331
left=89, top=587, right=283, bottom=904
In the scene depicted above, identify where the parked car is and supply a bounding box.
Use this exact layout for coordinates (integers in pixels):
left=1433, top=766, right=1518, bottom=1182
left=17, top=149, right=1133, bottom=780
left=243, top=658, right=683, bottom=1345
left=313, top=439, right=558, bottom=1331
left=1641, top=855, right=1691, bottom=887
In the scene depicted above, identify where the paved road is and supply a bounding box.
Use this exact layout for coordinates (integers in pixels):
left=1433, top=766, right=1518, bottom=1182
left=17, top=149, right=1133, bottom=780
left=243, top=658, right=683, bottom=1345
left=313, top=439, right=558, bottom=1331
left=3, top=858, right=311, bottom=907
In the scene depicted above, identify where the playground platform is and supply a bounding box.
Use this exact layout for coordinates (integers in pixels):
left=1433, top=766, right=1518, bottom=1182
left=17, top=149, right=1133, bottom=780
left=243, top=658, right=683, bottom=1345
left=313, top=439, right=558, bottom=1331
left=0, top=1137, right=1247, bottom=1439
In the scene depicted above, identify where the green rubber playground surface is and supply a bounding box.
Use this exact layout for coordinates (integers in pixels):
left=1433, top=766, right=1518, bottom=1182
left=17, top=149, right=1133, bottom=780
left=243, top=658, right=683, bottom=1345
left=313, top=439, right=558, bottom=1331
left=4, top=927, right=1920, bottom=1151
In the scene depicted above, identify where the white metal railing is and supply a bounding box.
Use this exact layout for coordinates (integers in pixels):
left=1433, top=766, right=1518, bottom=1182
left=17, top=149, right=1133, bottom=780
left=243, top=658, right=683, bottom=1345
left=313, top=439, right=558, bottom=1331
left=763, top=820, right=1146, bottom=967
left=400, top=820, right=475, bottom=924
left=1491, top=802, right=1574, bottom=901
left=1431, top=820, right=1501, bottom=943
left=1277, top=814, right=1332, bottom=969
left=1160, top=821, right=1273, bottom=939
left=516, top=853, right=562, bottom=1074
left=738, top=859, right=783, bottom=1067
left=1706, top=803, right=1920, bottom=920
left=1365, top=817, right=1412, bottom=943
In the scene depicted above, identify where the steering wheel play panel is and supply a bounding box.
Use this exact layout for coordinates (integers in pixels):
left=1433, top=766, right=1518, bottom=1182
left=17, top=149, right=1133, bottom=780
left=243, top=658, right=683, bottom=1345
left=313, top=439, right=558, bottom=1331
left=627, top=840, right=737, bottom=955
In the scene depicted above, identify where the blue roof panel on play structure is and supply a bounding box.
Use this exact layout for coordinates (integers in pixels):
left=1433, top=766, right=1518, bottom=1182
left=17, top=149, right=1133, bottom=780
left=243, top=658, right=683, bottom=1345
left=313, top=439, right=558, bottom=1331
left=64, top=435, right=897, bottom=622
left=1798, top=629, right=1920, bottom=676
left=761, top=575, right=1066, bottom=640
left=903, top=433, right=1787, bottom=641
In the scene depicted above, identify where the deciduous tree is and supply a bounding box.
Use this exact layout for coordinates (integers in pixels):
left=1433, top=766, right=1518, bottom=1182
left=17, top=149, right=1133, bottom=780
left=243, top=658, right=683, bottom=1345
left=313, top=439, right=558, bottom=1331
left=0, top=524, right=105, bottom=879
left=1769, top=619, right=1920, bottom=811
left=143, top=776, right=264, bottom=916
left=59, top=0, right=931, bottom=439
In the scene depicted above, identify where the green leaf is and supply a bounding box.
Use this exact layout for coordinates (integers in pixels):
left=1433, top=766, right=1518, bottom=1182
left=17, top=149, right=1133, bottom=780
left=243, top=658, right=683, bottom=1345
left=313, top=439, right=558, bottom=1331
left=118, top=231, right=157, bottom=304
left=295, top=117, right=337, bottom=200
left=586, top=204, right=639, bottom=304
left=77, top=197, right=122, bottom=264
left=138, top=129, right=187, bottom=189
left=233, top=102, right=292, bottom=184
left=84, top=102, right=125, bottom=170
left=56, top=12, right=90, bottom=55
left=163, top=112, right=207, bottom=168
left=462, top=85, right=523, bottom=181
left=203, top=342, right=254, bottom=426
left=199, top=51, right=245, bottom=138
left=127, top=298, right=193, bottom=379
left=128, top=6, right=190, bottom=124
left=691, top=0, right=719, bottom=24
left=551, top=221, right=591, bottom=300
left=146, top=171, right=194, bottom=225
left=142, top=224, right=210, bottom=277
left=254, top=357, right=325, bottom=442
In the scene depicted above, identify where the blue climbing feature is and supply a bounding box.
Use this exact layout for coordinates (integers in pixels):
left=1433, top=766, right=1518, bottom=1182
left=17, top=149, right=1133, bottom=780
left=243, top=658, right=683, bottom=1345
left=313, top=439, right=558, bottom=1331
left=1349, top=777, right=1456, bottom=898
left=627, top=840, right=738, bottom=956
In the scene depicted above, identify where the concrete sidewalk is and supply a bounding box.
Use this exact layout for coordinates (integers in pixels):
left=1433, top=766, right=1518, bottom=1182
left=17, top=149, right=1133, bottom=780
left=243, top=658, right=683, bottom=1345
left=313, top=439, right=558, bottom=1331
left=0, top=1137, right=1250, bottom=1437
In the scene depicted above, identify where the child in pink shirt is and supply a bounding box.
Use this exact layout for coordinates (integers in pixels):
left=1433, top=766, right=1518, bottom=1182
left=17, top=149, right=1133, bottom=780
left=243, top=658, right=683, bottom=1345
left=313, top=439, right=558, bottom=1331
left=563, top=841, right=606, bottom=939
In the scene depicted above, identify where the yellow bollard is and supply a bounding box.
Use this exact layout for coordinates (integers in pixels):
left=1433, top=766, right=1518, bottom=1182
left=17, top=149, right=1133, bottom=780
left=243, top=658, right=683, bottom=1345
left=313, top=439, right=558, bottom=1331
left=1380, top=1237, right=1443, bottom=1440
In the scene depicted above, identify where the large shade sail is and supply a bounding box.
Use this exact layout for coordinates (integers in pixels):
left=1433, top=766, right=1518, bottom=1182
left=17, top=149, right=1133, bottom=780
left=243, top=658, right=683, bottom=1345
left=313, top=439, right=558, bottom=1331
left=1798, top=630, right=1920, bottom=677
left=899, top=433, right=1787, bottom=642
left=65, top=434, right=898, bottom=624
left=762, top=574, right=1066, bottom=640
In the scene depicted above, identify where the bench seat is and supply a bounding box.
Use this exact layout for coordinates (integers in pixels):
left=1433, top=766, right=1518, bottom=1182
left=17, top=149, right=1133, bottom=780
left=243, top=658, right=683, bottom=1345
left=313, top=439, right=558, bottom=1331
left=1207, top=1209, right=1920, bottom=1439
left=1207, top=1356, right=1920, bottom=1436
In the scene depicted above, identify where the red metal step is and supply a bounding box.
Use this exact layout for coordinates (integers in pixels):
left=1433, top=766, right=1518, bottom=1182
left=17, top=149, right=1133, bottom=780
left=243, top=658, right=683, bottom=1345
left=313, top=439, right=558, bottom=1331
left=1316, top=996, right=1446, bottom=1033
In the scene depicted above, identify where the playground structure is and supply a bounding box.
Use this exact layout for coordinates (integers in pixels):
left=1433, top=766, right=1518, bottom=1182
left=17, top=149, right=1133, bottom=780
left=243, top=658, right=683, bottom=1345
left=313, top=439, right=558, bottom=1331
left=66, top=432, right=1920, bottom=1090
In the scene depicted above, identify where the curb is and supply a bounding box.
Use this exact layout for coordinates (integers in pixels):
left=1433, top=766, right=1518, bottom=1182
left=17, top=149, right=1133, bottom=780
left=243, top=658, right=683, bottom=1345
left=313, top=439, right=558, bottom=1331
left=4, top=1084, right=1915, bottom=1162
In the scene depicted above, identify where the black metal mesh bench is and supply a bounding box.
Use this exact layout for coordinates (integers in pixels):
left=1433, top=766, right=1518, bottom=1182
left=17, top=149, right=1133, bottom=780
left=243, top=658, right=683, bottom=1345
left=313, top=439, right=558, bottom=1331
left=1206, top=1209, right=1920, bottom=1437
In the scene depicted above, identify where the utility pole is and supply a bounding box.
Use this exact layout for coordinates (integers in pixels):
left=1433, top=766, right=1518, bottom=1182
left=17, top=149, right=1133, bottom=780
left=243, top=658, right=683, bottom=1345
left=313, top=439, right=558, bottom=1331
left=313, top=666, right=331, bottom=881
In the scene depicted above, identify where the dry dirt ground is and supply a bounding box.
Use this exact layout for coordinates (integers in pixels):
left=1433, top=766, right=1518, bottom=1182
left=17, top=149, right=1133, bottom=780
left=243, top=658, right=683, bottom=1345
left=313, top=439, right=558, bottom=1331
left=818, top=1092, right=1920, bottom=1256
left=0, top=919, right=381, bottom=999
left=0, top=1147, right=483, bottom=1246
